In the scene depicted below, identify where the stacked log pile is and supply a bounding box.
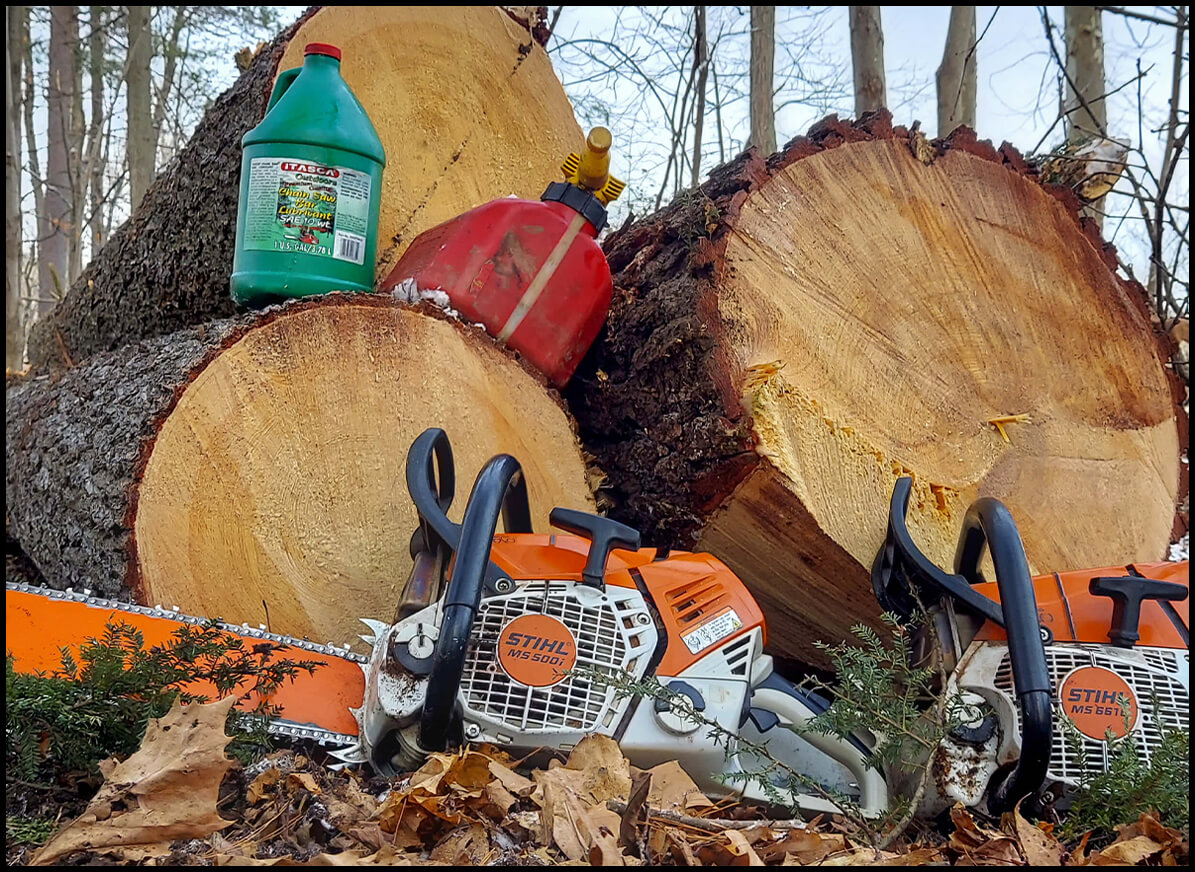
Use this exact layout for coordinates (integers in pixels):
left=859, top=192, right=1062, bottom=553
left=6, top=8, right=1185, bottom=667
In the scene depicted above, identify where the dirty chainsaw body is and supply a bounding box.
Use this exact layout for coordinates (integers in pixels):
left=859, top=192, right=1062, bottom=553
left=6, top=431, right=1189, bottom=819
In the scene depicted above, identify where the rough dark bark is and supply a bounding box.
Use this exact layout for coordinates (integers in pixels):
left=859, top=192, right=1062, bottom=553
left=9, top=295, right=595, bottom=647
left=8, top=318, right=241, bottom=597
left=25, top=13, right=307, bottom=369
left=568, top=112, right=1186, bottom=666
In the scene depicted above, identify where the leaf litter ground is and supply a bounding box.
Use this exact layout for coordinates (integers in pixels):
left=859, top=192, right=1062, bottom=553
left=10, top=698, right=1190, bottom=866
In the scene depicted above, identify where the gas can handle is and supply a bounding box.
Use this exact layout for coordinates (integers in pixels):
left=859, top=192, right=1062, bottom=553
left=266, top=68, right=301, bottom=113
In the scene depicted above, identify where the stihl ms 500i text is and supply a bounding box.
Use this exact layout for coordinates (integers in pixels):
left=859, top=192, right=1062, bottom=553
left=7, top=428, right=1189, bottom=818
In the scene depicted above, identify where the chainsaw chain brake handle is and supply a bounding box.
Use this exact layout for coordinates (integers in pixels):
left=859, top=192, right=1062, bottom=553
left=872, top=477, right=1052, bottom=813
left=548, top=508, right=641, bottom=589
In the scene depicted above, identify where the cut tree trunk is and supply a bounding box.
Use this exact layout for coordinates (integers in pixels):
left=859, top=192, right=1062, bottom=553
left=7, top=296, right=594, bottom=649
left=28, top=5, right=581, bottom=369
left=567, top=113, right=1186, bottom=668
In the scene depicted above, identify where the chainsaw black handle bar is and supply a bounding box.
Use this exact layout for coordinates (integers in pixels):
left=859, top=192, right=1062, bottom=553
left=872, top=477, right=1052, bottom=813
left=414, top=443, right=528, bottom=752
left=406, top=429, right=534, bottom=554
left=952, top=494, right=1053, bottom=812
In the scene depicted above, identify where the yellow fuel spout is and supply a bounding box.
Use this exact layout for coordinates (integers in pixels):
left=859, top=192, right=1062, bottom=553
left=561, top=127, right=625, bottom=206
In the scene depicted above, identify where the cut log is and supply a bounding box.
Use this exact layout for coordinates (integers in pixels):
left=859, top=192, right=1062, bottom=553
left=567, top=113, right=1186, bottom=667
left=8, top=296, right=594, bottom=647
left=28, top=5, right=581, bottom=369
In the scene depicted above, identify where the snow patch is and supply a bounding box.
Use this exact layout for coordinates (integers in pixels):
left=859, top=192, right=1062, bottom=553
left=1169, top=533, right=1188, bottom=562
left=390, top=277, right=461, bottom=320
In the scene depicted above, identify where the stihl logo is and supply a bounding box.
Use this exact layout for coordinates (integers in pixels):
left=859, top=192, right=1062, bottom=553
left=1066, top=688, right=1123, bottom=705
left=496, top=615, right=577, bottom=687
left=502, top=633, right=572, bottom=657
left=281, top=161, right=340, bottom=178
left=1060, top=666, right=1138, bottom=741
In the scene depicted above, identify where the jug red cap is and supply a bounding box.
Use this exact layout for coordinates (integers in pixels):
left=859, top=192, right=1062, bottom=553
left=304, top=43, right=342, bottom=61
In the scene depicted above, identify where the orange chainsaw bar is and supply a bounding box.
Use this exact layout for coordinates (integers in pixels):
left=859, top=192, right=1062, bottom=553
left=5, top=585, right=365, bottom=740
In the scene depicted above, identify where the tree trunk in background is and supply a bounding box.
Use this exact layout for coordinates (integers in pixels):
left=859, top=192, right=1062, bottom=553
left=27, top=6, right=582, bottom=370
left=126, top=5, right=153, bottom=211
left=567, top=114, right=1185, bottom=668
left=86, top=5, right=105, bottom=252
left=7, top=297, right=595, bottom=651
left=936, top=6, right=976, bottom=136
left=5, top=5, right=22, bottom=369
left=67, top=7, right=85, bottom=283
left=1064, top=6, right=1105, bottom=140
left=849, top=6, right=885, bottom=114
left=19, top=5, right=44, bottom=299
left=40, top=6, right=78, bottom=315
left=748, top=6, right=776, bottom=154
left=1064, top=6, right=1107, bottom=230
left=690, top=5, right=707, bottom=187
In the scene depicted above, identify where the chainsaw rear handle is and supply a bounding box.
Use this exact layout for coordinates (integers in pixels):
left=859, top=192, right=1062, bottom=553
left=872, top=477, right=1052, bottom=812
left=406, top=429, right=532, bottom=751
left=406, top=428, right=533, bottom=559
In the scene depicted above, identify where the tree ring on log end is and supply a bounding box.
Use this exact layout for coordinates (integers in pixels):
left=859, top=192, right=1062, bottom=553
left=133, top=301, right=593, bottom=647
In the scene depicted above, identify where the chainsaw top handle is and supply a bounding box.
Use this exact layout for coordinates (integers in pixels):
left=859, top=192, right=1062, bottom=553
left=406, top=428, right=532, bottom=752
left=871, top=477, right=1052, bottom=813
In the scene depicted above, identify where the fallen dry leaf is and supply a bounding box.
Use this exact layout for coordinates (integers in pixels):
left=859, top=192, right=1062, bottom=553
left=214, top=846, right=446, bottom=865
left=719, top=829, right=766, bottom=866
left=1013, top=802, right=1064, bottom=866
left=1089, top=835, right=1164, bottom=865
left=287, top=771, right=322, bottom=795
left=760, top=829, right=847, bottom=864
left=489, top=759, right=535, bottom=796
left=248, top=768, right=284, bottom=804
left=428, top=822, right=491, bottom=864
left=620, top=770, right=652, bottom=851
left=32, top=696, right=238, bottom=866
left=666, top=829, right=702, bottom=866
left=642, top=760, right=715, bottom=812
left=1116, top=814, right=1184, bottom=851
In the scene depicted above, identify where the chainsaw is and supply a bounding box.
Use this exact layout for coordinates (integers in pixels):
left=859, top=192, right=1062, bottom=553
left=7, top=428, right=1189, bottom=819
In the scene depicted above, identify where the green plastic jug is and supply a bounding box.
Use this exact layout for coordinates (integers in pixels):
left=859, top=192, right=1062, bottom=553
left=231, top=43, right=386, bottom=307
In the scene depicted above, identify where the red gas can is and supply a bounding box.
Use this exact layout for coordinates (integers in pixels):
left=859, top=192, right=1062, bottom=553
left=381, top=128, right=624, bottom=387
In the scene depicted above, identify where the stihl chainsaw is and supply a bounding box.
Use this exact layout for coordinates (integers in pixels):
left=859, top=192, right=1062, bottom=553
left=7, top=429, right=1189, bottom=818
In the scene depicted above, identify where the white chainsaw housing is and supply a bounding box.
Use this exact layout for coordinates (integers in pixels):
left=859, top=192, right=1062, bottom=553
left=346, top=577, right=886, bottom=817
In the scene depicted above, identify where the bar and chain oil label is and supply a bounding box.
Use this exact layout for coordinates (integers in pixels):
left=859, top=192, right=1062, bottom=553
left=243, top=158, right=371, bottom=264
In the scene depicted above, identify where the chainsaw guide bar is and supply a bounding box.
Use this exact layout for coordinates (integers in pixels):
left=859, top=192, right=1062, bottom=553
left=5, top=581, right=367, bottom=747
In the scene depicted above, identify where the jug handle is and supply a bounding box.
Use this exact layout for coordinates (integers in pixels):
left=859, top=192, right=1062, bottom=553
left=266, top=68, right=301, bottom=113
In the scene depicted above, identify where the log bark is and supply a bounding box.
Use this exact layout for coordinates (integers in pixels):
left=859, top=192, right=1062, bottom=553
left=8, top=296, right=595, bottom=649
left=568, top=113, right=1186, bottom=667
left=28, top=5, right=582, bottom=369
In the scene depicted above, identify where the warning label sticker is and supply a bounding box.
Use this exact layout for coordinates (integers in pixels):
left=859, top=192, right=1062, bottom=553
left=681, top=608, right=743, bottom=654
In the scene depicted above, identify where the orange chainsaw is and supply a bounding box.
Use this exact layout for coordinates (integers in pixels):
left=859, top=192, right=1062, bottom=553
left=7, top=429, right=1189, bottom=817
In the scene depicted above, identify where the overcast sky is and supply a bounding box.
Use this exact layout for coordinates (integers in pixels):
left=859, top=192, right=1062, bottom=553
left=538, top=5, right=1188, bottom=286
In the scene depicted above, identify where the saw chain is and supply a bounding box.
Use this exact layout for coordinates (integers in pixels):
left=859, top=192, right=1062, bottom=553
left=5, top=581, right=369, bottom=748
